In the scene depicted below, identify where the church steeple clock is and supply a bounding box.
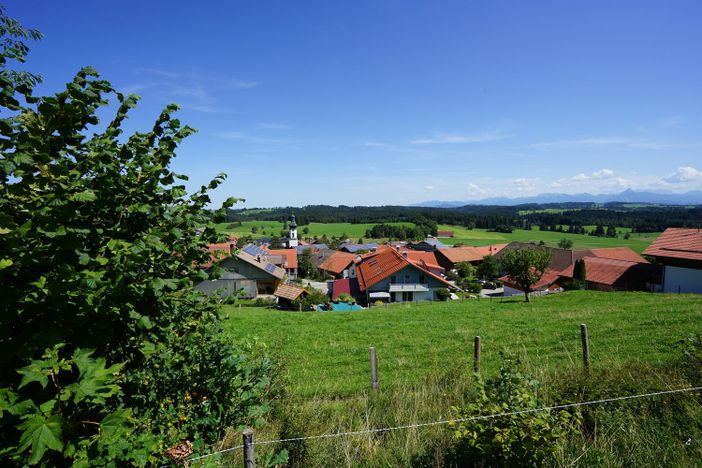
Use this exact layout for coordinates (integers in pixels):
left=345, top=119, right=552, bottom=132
left=288, top=213, right=298, bottom=248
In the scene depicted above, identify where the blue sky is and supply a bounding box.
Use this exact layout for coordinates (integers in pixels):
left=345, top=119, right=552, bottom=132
left=9, top=0, right=702, bottom=207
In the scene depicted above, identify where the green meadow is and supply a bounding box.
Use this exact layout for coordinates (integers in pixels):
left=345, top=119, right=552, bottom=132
left=213, top=292, right=702, bottom=467
left=215, top=220, right=658, bottom=253
left=224, top=291, right=702, bottom=399
left=437, top=225, right=659, bottom=253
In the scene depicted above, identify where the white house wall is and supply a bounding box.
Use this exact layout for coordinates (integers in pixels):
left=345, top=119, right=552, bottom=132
left=663, top=265, right=702, bottom=294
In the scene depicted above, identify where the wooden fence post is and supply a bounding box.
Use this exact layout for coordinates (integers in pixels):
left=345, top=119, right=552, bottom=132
left=243, top=427, right=255, bottom=468
left=369, top=346, right=379, bottom=391
left=473, top=336, right=481, bottom=373
left=580, top=323, right=590, bottom=373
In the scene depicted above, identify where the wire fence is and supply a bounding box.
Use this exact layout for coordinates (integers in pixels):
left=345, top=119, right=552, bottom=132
left=188, top=385, right=702, bottom=464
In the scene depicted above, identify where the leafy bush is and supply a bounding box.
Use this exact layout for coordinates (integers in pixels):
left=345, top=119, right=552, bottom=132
left=0, top=14, right=272, bottom=465
left=291, top=289, right=329, bottom=311
left=461, top=281, right=482, bottom=294
left=253, top=297, right=277, bottom=308
left=450, top=355, right=578, bottom=466
left=436, top=288, right=451, bottom=301
left=336, top=293, right=356, bottom=304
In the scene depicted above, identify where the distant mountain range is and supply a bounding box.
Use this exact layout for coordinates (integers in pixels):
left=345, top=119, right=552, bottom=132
left=412, top=189, right=702, bottom=208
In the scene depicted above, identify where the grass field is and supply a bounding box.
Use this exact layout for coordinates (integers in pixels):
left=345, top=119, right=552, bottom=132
left=224, top=291, right=702, bottom=399
left=437, top=225, right=658, bottom=253
left=216, top=220, right=659, bottom=253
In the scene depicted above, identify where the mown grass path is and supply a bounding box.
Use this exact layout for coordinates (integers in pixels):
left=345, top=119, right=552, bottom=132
left=224, top=291, right=702, bottom=399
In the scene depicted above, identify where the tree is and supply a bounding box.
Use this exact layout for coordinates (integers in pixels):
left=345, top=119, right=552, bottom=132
left=477, top=255, right=500, bottom=280
left=606, top=225, right=617, bottom=238
left=573, top=258, right=587, bottom=289
left=0, top=12, right=272, bottom=465
left=499, top=248, right=553, bottom=302
left=456, top=262, right=476, bottom=280
left=557, top=238, right=573, bottom=249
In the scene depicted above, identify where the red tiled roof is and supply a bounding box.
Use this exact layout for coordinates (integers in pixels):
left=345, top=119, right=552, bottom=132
left=356, top=248, right=456, bottom=291
left=437, top=246, right=483, bottom=264
left=265, top=248, right=298, bottom=269
left=588, top=247, right=648, bottom=263
left=500, top=268, right=563, bottom=291
left=559, top=256, right=660, bottom=286
left=202, top=242, right=235, bottom=268
left=643, top=228, right=702, bottom=262
left=474, top=244, right=508, bottom=257
left=318, top=251, right=357, bottom=275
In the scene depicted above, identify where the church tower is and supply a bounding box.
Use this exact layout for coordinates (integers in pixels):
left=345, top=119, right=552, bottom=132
left=288, top=213, right=298, bottom=248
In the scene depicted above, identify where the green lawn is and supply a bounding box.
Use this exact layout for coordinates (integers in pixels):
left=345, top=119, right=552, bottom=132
left=438, top=225, right=658, bottom=253
left=215, top=220, right=658, bottom=253
left=223, top=291, right=702, bottom=399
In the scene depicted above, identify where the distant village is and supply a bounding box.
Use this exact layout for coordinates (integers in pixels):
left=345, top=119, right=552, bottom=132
left=197, top=214, right=702, bottom=310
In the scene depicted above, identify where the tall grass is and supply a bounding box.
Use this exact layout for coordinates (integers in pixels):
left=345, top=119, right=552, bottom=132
left=206, top=292, right=702, bottom=466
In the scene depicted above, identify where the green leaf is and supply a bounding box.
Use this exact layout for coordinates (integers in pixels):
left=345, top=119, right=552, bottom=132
left=100, top=408, right=131, bottom=438
left=17, top=361, right=49, bottom=390
left=0, top=258, right=13, bottom=269
left=67, top=350, right=123, bottom=404
left=16, top=414, right=64, bottom=465
left=71, top=189, right=97, bottom=202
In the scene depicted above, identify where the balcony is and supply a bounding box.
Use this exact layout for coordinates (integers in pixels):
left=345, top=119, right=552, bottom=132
left=388, top=283, right=429, bottom=293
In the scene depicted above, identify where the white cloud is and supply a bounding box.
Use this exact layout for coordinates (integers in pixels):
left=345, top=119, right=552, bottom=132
left=664, top=166, right=702, bottom=183
left=510, top=177, right=538, bottom=192
left=424, top=185, right=434, bottom=191
left=410, top=130, right=505, bottom=145
left=572, top=169, right=615, bottom=182
left=466, top=183, right=487, bottom=195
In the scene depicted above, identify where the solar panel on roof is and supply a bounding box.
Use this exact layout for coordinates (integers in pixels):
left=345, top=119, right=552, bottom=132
left=265, top=263, right=277, bottom=274
left=243, top=245, right=269, bottom=257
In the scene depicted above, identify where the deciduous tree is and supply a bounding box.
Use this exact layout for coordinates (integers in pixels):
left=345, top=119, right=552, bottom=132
left=0, top=10, right=272, bottom=465
left=499, top=248, right=552, bottom=302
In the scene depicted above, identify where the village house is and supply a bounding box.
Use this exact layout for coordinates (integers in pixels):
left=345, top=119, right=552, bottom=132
left=437, top=230, right=454, bottom=238
left=643, top=228, right=702, bottom=294
left=501, top=269, right=564, bottom=298
left=435, top=244, right=507, bottom=270
left=350, top=248, right=459, bottom=304
left=263, top=247, right=298, bottom=280
left=407, top=238, right=449, bottom=252
left=196, top=250, right=285, bottom=298
left=499, top=245, right=657, bottom=297
left=318, top=250, right=358, bottom=279
left=339, top=242, right=378, bottom=253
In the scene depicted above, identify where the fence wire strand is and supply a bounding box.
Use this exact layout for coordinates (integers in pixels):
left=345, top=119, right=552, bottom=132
left=187, top=385, right=702, bottom=463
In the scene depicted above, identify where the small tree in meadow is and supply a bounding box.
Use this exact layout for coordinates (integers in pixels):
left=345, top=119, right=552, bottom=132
left=499, top=248, right=552, bottom=302
left=558, top=238, right=573, bottom=249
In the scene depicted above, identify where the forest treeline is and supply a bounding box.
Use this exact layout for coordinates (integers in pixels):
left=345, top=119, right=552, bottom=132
left=225, top=203, right=702, bottom=232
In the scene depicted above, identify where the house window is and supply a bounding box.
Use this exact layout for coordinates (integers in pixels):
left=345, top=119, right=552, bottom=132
left=402, top=291, right=414, bottom=302
left=419, top=275, right=425, bottom=284
left=405, top=275, right=410, bottom=283
left=390, top=276, right=396, bottom=284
